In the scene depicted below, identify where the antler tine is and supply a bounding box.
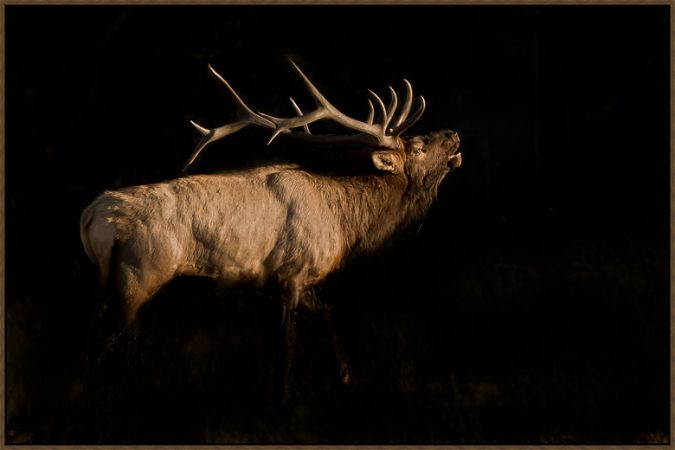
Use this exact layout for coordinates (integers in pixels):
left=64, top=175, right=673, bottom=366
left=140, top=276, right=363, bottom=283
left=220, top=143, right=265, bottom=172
left=184, top=120, right=249, bottom=172
left=392, top=95, right=426, bottom=136
left=207, top=64, right=272, bottom=128
left=392, top=79, right=414, bottom=129
left=385, top=86, right=398, bottom=132
left=289, top=97, right=311, bottom=134
left=366, top=99, right=375, bottom=125
left=368, top=89, right=388, bottom=136
left=289, top=60, right=334, bottom=110
left=191, top=120, right=210, bottom=136
left=183, top=65, right=278, bottom=171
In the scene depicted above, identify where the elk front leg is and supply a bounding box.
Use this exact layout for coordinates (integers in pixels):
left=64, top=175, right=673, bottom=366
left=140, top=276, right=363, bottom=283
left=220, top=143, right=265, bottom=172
left=300, top=293, right=351, bottom=386
left=278, top=280, right=300, bottom=404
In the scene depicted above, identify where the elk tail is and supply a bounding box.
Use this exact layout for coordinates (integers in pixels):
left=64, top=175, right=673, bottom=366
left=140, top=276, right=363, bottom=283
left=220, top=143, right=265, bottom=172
left=79, top=202, right=115, bottom=288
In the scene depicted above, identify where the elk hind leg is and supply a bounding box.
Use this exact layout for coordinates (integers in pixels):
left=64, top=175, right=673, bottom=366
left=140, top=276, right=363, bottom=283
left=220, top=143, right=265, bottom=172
left=92, top=262, right=171, bottom=365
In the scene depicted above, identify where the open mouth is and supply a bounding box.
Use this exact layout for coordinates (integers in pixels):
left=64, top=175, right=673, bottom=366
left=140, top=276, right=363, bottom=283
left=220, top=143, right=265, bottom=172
left=447, top=136, right=461, bottom=168
left=448, top=152, right=462, bottom=169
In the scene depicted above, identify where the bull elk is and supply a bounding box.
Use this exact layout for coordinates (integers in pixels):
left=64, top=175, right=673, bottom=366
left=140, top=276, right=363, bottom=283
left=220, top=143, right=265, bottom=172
left=80, top=61, right=462, bottom=399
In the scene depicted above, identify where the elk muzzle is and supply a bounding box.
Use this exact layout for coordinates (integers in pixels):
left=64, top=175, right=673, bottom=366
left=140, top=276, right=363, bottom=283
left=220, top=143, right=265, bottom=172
left=444, top=130, right=462, bottom=169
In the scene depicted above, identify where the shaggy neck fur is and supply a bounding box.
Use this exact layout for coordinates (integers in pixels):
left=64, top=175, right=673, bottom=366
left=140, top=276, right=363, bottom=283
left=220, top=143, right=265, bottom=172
left=318, top=171, right=437, bottom=254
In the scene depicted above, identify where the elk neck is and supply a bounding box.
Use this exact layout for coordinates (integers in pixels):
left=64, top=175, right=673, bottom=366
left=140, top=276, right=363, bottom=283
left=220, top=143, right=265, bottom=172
left=317, top=171, right=423, bottom=253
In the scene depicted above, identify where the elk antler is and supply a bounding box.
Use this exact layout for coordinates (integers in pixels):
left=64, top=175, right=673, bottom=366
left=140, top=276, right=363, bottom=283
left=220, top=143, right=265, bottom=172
left=185, top=61, right=426, bottom=171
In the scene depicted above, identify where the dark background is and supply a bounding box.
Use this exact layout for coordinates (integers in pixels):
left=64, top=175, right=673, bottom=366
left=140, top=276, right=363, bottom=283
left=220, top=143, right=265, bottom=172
left=5, top=5, right=670, bottom=444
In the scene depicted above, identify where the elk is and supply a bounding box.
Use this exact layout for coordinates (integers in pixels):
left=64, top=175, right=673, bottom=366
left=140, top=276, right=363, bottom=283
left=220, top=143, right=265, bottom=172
left=80, top=61, right=461, bottom=398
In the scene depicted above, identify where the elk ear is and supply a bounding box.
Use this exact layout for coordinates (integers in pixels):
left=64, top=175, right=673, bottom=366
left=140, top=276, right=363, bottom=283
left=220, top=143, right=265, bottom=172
left=371, top=150, right=404, bottom=174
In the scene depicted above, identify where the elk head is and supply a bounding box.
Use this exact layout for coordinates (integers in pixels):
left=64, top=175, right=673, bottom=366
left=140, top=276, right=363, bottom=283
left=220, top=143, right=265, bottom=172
left=398, top=130, right=462, bottom=193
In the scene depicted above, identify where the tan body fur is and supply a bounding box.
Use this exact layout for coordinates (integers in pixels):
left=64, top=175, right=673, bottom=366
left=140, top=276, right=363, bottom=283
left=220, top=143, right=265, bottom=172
left=81, top=164, right=414, bottom=323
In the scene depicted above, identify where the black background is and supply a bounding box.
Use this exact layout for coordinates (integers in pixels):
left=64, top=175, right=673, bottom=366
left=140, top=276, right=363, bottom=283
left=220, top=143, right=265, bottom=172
left=5, top=5, right=670, bottom=444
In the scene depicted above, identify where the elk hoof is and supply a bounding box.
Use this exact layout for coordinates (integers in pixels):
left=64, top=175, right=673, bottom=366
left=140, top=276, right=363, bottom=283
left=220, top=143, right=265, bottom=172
left=341, top=367, right=352, bottom=386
